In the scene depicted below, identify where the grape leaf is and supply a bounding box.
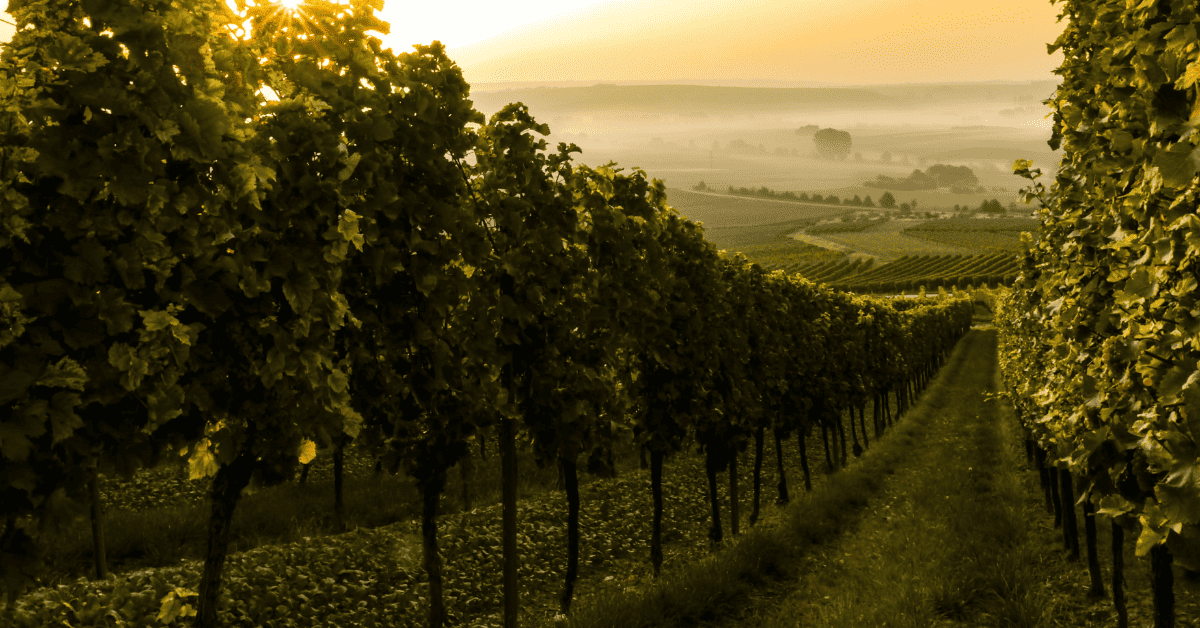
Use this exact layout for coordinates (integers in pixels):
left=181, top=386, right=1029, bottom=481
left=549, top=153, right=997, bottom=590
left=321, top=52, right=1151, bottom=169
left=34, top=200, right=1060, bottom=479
left=1152, top=139, right=1200, bottom=189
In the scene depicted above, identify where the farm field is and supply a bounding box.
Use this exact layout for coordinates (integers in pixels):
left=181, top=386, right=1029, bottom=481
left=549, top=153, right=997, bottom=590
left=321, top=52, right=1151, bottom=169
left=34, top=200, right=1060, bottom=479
left=664, top=188, right=851, bottom=228
left=790, top=219, right=980, bottom=264
left=667, top=189, right=1035, bottom=271
left=798, top=253, right=1020, bottom=294
left=901, top=217, right=1037, bottom=254
left=903, top=228, right=1026, bottom=253
left=664, top=189, right=851, bottom=270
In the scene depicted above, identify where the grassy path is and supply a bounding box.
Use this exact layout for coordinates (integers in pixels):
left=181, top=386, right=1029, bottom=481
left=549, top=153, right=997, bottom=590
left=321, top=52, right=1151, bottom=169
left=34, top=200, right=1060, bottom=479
left=551, top=329, right=1040, bottom=628
left=725, top=327, right=1053, bottom=627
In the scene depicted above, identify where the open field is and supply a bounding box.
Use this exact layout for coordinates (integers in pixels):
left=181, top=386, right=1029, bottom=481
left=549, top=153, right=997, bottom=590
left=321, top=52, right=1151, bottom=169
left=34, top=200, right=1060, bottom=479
left=664, top=188, right=851, bottom=270
left=900, top=217, right=1037, bottom=253
left=792, top=219, right=983, bottom=264
left=664, top=188, right=851, bottom=228
left=903, top=229, right=1026, bottom=253
left=667, top=189, right=1036, bottom=267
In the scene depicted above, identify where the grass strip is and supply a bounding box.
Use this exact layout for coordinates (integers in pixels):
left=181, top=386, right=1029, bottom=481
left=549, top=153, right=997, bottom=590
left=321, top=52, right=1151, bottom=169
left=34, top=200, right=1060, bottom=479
left=738, top=328, right=1058, bottom=627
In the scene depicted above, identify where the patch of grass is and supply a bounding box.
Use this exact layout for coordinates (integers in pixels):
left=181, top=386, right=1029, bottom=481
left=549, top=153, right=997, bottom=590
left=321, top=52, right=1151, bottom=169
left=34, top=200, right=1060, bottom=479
left=745, top=330, right=1062, bottom=628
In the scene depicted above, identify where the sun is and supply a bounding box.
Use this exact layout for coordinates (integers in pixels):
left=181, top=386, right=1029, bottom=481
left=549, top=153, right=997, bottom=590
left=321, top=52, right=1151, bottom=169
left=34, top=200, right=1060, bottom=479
left=276, top=0, right=303, bottom=11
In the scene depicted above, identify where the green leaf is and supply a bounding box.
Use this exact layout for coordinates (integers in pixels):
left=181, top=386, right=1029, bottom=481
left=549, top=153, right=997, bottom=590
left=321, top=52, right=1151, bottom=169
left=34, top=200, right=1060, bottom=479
left=298, top=439, right=317, bottom=464
left=157, top=588, right=198, bottom=624
left=1110, top=129, right=1134, bottom=153
left=1097, top=494, right=1137, bottom=518
left=0, top=418, right=36, bottom=461
left=1177, top=60, right=1200, bottom=91
left=47, top=391, right=83, bottom=444
left=140, top=309, right=178, bottom=332
left=372, top=118, right=394, bottom=141
left=107, top=342, right=150, bottom=391
left=327, top=369, right=349, bottom=394
left=36, top=357, right=87, bottom=391
left=0, top=283, right=25, bottom=303
left=282, top=273, right=314, bottom=313
left=183, top=279, right=233, bottom=318
left=1135, top=523, right=1168, bottom=556
left=0, top=363, right=39, bottom=406
left=338, top=210, right=365, bottom=252
left=1157, top=484, right=1200, bottom=525
left=338, top=152, right=362, bottom=182
left=1152, top=139, right=1200, bottom=189
left=187, top=442, right=220, bottom=480
left=1137, top=503, right=1171, bottom=557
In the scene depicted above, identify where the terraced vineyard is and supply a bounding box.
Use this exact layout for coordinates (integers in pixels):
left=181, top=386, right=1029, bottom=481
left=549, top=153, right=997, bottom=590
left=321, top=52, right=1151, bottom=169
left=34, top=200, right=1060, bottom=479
left=794, top=252, right=1020, bottom=293
left=805, top=219, right=886, bottom=235
left=699, top=221, right=848, bottom=272
left=902, top=217, right=1037, bottom=253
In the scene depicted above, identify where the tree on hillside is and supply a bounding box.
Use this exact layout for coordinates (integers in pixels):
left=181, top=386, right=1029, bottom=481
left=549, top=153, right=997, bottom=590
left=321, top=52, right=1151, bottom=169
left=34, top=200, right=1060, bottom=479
left=899, top=203, right=911, bottom=213
left=693, top=181, right=708, bottom=191
left=925, top=164, right=978, bottom=189
left=979, top=199, right=1004, bottom=213
left=879, top=191, right=896, bottom=208
left=863, top=195, right=875, bottom=207
left=795, top=124, right=819, bottom=135
left=812, top=128, right=852, bottom=161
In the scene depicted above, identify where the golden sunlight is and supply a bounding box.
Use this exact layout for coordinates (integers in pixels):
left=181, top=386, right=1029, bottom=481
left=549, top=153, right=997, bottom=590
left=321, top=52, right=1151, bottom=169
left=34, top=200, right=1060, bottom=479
left=276, top=0, right=304, bottom=12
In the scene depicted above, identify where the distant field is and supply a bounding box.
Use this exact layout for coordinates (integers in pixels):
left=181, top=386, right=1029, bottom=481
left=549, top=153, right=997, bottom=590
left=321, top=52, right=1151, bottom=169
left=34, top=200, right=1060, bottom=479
left=797, top=252, right=1021, bottom=294
left=666, top=185, right=1037, bottom=272
left=803, top=219, right=975, bottom=263
left=702, top=221, right=846, bottom=271
left=667, top=188, right=851, bottom=270
left=903, top=230, right=1026, bottom=253
left=901, top=217, right=1037, bottom=253
left=664, top=188, right=853, bottom=228
left=905, top=217, right=1039, bottom=231
left=798, top=218, right=1037, bottom=263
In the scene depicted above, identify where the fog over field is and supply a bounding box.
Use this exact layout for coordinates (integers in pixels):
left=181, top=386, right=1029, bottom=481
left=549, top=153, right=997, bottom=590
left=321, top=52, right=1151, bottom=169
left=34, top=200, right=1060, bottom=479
left=468, top=80, right=1063, bottom=213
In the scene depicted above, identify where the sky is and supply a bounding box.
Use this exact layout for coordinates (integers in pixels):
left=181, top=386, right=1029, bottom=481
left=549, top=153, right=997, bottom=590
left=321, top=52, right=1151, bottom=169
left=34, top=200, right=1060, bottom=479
left=2, top=0, right=1068, bottom=86
left=434, top=0, right=1070, bottom=86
